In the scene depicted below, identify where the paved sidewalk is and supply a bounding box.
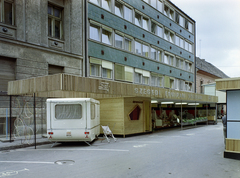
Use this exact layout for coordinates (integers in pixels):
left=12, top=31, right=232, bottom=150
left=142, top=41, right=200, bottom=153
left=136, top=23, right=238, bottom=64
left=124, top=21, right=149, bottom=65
left=0, top=135, right=49, bottom=151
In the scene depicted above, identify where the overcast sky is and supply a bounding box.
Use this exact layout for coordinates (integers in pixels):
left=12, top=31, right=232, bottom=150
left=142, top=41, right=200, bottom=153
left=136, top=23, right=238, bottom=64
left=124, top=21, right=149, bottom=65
left=172, top=0, right=240, bottom=78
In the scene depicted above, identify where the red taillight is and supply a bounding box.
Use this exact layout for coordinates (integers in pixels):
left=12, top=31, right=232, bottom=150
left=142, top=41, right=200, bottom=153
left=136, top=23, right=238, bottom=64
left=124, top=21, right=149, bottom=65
left=48, top=132, right=53, bottom=135
left=84, top=132, right=89, bottom=135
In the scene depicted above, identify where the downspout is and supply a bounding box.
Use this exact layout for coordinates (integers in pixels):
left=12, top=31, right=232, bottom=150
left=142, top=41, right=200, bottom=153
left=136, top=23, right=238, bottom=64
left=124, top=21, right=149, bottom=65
left=84, top=0, right=88, bottom=77
left=194, top=21, right=197, bottom=93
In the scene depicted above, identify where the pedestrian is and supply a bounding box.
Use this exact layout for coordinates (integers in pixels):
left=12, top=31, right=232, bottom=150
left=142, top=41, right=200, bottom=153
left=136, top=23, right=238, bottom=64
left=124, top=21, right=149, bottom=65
left=222, top=114, right=227, bottom=145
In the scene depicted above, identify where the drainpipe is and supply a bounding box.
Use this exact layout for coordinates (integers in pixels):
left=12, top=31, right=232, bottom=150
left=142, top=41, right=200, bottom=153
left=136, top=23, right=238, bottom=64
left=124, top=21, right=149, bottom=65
left=84, top=0, right=88, bottom=77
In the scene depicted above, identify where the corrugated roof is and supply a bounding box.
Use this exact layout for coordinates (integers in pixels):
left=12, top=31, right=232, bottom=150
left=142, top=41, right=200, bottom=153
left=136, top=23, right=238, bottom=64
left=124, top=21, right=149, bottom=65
left=196, top=57, right=229, bottom=78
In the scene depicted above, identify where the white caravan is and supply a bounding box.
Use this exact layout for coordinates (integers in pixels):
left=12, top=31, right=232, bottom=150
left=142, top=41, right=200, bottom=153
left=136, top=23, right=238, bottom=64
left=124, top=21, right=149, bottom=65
left=46, top=98, right=100, bottom=143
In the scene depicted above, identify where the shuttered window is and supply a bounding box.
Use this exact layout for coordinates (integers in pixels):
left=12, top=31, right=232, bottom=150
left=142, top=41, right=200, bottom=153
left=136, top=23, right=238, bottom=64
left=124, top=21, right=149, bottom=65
left=0, top=58, right=16, bottom=92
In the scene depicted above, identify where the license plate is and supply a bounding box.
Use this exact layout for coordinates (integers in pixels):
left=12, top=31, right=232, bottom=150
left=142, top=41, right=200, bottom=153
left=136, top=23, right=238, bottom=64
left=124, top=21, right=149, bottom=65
left=66, top=131, right=71, bottom=136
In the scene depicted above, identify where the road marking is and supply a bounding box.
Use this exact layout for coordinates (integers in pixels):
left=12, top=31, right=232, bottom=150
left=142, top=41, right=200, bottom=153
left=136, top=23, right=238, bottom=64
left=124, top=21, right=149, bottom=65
left=0, top=168, right=29, bottom=177
left=133, top=144, right=147, bottom=148
left=17, top=148, right=129, bottom=152
left=186, top=133, right=195, bottom=136
left=124, top=141, right=162, bottom=143
left=0, top=161, right=54, bottom=164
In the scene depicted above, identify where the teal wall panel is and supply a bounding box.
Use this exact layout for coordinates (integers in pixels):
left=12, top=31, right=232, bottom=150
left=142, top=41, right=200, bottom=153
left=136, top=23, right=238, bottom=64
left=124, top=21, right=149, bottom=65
left=88, top=3, right=194, bottom=63
left=88, top=41, right=194, bottom=82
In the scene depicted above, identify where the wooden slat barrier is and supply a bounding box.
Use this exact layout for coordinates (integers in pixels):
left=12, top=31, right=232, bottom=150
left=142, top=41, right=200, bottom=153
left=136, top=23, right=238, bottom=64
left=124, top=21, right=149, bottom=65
left=226, top=138, right=240, bottom=152
left=8, top=74, right=218, bottom=103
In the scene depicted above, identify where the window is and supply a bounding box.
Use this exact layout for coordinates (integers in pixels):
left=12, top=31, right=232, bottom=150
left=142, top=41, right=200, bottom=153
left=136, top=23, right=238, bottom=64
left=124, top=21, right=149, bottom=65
left=150, top=0, right=157, bottom=8
left=188, top=63, right=193, bottom=72
left=180, top=80, right=184, bottom=91
left=89, top=0, right=100, bottom=5
left=48, top=4, right=63, bottom=39
left=102, top=0, right=111, bottom=11
left=102, top=27, right=112, bottom=45
left=151, top=73, right=163, bottom=87
left=150, top=47, right=157, bottom=60
left=55, top=104, right=82, bottom=119
left=142, top=44, right=149, bottom=57
left=151, top=21, right=163, bottom=37
left=164, top=5, right=174, bottom=19
left=135, top=41, right=142, bottom=55
left=175, top=78, right=180, bottom=90
left=124, top=6, right=132, bottom=22
left=115, top=1, right=123, bottom=18
left=175, top=36, right=180, bottom=46
left=185, top=82, right=193, bottom=92
left=102, top=60, right=113, bottom=79
left=164, top=29, right=174, bottom=43
left=90, top=23, right=100, bottom=41
left=180, top=38, right=184, bottom=48
left=91, top=104, right=95, bottom=120
left=115, top=33, right=123, bottom=49
left=142, top=16, right=149, bottom=31
left=175, top=12, right=184, bottom=27
left=170, top=78, right=175, bottom=89
left=129, top=105, right=141, bottom=120
left=134, top=69, right=150, bottom=85
left=176, top=58, right=180, bottom=68
left=164, top=53, right=174, bottom=66
left=1, top=0, right=14, bottom=25
left=115, top=32, right=132, bottom=52
left=188, top=22, right=193, bottom=33
left=90, top=58, right=101, bottom=77
left=89, top=21, right=113, bottom=45
left=157, top=50, right=162, bottom=62
left=135, top=12, right=141, bottom=27
left=157, top=0, right=163, bottom=12
left=200, top=80, right=203, bottom=93
left=114, top=64, right=133, bottom=82
left=124, top=37, right=132, bottom=52
left=90, top=58, right=113, bottom=79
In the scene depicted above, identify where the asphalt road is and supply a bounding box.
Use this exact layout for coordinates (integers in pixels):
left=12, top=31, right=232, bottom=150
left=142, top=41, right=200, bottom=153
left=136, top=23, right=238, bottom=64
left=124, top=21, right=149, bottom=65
left=0, top=123, right=240, bottom=178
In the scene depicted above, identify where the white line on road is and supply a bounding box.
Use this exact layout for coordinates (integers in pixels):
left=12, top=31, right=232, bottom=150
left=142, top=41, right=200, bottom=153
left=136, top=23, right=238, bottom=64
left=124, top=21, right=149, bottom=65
left=17, top=148, right=129, bottom=152
left=124, top=141, right=162, bottom=143
left=0, top=161, right=54, bottom=164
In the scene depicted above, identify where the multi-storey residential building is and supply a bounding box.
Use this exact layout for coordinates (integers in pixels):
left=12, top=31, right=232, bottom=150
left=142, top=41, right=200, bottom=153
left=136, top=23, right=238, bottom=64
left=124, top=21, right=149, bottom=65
left=1, top=0, right=217, bottom=136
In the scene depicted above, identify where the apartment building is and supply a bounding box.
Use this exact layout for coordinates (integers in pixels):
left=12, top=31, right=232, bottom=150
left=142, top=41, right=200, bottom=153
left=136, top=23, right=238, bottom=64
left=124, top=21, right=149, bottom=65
left=2, top=0, right=217, bottom=136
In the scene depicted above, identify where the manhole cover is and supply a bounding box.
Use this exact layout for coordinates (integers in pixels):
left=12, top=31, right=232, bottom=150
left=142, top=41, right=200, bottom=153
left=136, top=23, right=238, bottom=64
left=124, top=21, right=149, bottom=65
left=54, top=160, right=75, bottom=165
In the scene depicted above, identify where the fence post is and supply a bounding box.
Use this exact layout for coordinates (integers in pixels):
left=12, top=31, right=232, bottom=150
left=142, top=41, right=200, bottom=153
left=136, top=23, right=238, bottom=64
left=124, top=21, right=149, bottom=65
left=34, top=93, right=36, bottom=149
left=9, top=95, right=12, bottom=142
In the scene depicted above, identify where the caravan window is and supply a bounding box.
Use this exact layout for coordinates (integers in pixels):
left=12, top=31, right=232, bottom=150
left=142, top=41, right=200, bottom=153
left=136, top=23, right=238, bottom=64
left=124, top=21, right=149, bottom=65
left=91, top=103, right=95, bottom=120
left=55, top=104, right=82, bottom=119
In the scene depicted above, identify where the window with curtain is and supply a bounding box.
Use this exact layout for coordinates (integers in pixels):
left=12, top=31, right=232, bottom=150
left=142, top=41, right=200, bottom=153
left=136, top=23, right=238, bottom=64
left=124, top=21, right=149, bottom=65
left=150, top=0, right=157, bottom=8
left=114, top=64, right=133, bottom=82
left=102, top=60, right=113, bottom=79
left=55, top=104, right=82, bottom=119
left=157, top=50, right=162, bottom=62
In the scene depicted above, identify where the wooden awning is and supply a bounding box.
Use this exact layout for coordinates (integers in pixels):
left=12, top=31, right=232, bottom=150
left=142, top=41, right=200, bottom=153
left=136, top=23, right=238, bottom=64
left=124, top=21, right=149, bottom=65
left=8, top=74, right=217, bottom=103
left=216, top=77, right=240, bottom=91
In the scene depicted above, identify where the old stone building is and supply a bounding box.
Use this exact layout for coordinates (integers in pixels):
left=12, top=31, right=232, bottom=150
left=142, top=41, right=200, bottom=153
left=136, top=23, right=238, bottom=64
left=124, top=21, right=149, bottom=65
left=196, top=57, right=229, bottom=94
